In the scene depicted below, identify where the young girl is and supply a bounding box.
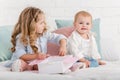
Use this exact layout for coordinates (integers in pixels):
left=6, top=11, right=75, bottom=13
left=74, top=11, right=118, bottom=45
left=67, top=11, right=105, bottom=68
left=6, top=7, right=67, bottom=72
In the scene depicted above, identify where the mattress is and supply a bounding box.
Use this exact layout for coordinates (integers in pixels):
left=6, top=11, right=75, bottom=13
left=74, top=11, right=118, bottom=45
left=0, top=60, right=120, bottom=80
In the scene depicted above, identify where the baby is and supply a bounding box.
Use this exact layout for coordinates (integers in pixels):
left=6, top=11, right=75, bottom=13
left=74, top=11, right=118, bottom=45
left=67, top=11, right=105, bottom=68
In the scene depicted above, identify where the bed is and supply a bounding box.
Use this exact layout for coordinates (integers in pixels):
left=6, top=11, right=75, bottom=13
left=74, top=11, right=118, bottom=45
left=0, top=60, right=120, bottom=80
left=0, top=18, right=120, bottom=80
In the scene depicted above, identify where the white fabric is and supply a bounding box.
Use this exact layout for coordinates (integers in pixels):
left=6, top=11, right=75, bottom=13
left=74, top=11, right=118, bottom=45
left=0, top=60, right=120, bottom=80
left=67, top=31, right=101, bottom=59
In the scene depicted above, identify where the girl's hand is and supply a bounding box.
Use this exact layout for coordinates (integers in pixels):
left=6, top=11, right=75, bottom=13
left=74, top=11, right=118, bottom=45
left=58, top=45, right=67, bottom=56
left=37, top=53, right=50, bottom=60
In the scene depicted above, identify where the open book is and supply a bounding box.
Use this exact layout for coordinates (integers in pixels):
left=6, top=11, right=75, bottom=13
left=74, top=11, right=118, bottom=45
left=37, top=55, right=78, bottom=74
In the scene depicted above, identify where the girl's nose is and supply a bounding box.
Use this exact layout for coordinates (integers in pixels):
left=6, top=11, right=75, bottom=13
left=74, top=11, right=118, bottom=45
left=43, top=22, right=46, bottom=26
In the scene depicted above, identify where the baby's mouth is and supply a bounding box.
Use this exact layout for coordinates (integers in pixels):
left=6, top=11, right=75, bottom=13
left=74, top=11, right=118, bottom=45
left=81, top=28, right=87, bottom=30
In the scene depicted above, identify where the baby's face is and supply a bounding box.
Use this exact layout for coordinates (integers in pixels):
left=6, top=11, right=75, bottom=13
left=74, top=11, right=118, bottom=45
left=74, top=15, right=92, bottom=35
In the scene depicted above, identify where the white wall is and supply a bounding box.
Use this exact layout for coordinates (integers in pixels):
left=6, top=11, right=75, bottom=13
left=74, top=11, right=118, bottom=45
left=0, top=0, right=120, bottom=60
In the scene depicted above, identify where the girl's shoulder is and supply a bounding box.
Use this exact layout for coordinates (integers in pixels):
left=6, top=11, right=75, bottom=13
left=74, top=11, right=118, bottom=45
left=42, top=31, right=55, bottom=39
left=43, top=31, right=51, bottom=37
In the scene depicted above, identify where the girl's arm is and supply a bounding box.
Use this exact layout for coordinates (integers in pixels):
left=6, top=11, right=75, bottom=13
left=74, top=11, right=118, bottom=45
left=45, top=32, right=67, bottom=56
left=46, top=32, right=66, bottom=45
left=58, top=39, right=67, bottom=56
left=14, top=36, right=48, bottom=62
left=20, top=53, right=38, bottom=61
left=20, top=53, right=48, bottom=61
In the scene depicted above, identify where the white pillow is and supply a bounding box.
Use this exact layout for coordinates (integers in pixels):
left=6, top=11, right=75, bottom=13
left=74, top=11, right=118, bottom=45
left=101, top=38, right=120, bottom=61
left=100, top=16, right=120, bottom=61
left=46, top=17, right=57, bottom=32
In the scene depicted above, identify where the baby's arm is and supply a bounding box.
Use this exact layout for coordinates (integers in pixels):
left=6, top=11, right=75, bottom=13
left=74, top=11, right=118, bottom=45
left=67, top=35, right=84, bottom=58
left=91, top=35, right=106, bottom=65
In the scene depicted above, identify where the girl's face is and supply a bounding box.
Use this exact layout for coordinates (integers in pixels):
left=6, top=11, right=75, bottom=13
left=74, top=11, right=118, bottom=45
left=36, top=14, right=46, bottom=34
left=74, top=15, right=92, bottom=35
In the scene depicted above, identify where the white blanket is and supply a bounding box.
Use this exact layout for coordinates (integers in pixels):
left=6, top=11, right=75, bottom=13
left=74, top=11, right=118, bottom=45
left=0, top=60, right=120, bottom=80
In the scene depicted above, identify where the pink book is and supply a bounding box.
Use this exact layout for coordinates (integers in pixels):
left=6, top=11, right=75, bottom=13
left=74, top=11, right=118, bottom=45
left=29, top=59, right=43, bottom=65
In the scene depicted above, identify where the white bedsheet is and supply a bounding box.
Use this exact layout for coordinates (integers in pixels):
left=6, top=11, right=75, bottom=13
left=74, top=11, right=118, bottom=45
left=0, top=60, right=120, bottom=80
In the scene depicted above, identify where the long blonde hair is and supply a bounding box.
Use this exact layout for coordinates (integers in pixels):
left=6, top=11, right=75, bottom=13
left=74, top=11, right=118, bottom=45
left=11, top=7, right=47, bottom=53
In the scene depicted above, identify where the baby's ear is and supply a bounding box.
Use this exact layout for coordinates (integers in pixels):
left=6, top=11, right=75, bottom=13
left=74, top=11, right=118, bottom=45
left=73, top=23, right=77, bottom=29
left=73, top=22, right=76, bottom=26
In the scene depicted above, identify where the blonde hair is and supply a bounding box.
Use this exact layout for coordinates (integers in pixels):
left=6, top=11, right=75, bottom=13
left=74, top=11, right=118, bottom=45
left=11, top=7, right=47, bottom=53
left=74, top=11, right=92, bottom=23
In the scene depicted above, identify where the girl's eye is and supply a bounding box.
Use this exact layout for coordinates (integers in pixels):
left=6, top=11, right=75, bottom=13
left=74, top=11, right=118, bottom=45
left=40, top=22, right=43, bottom=24
left=86, top=23, right=89, bottom=25
left=40, top=22, right=44, bottom=24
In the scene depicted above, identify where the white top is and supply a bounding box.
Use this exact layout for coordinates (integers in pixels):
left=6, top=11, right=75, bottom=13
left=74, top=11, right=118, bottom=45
left=67, top=31, right=101, bottom=59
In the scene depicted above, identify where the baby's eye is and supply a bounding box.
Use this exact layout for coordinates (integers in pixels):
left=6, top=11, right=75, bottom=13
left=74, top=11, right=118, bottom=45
left=79, top=22, right=83, bottom=24
left=86, top=23, right=90, bottom=25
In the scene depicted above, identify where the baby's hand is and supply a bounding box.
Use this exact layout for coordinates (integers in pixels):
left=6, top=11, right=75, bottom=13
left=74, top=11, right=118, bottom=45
left=79, top=58, right=90, bottom=68
left=58, top=46, right=67, bottom=56
left=84, top=60, right=91, bottom=68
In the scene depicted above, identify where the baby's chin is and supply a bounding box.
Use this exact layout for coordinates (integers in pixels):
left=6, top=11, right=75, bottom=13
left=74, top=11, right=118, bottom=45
left=77, top=30, right=88, bottom=33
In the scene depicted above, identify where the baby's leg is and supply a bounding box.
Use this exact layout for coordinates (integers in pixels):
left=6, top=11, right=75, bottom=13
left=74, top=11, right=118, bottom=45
left=89, top=59, right=99, bottom=67
left=70, top=62, right=86, bottom=71
left=99, top=60, right=106, bottom=65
